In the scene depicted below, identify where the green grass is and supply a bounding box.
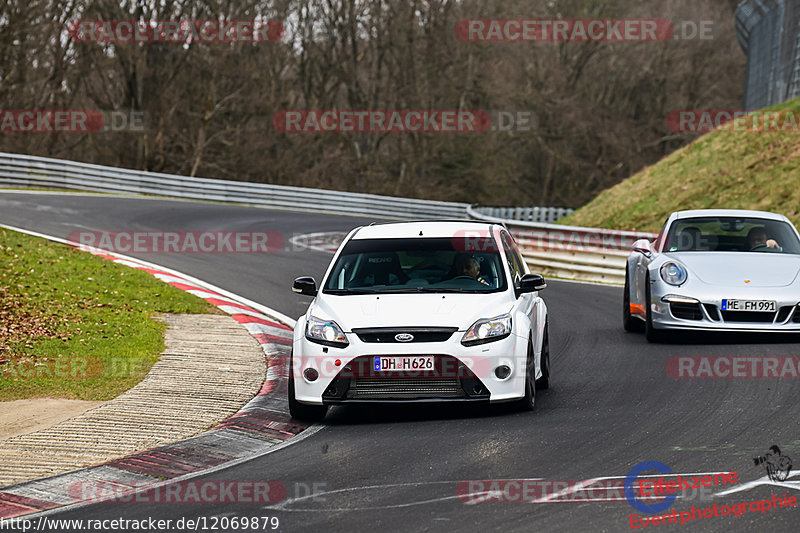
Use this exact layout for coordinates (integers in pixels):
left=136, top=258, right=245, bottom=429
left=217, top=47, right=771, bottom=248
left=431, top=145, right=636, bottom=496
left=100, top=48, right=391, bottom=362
left=559, top=98, right=800, bottom=232
left=0, top=228, right=217, bottom=401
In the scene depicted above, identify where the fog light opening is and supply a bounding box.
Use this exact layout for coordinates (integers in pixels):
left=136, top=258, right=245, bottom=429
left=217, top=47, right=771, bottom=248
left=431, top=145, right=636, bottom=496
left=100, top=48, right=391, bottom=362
left=495, top=365, right=511, bottom=380
left=304, top=368, right=319, bottom=382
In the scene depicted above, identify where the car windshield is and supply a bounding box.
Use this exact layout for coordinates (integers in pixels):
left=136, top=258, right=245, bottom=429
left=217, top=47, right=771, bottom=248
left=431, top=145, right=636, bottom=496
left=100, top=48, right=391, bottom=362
left=322, top=237, right=508, bottom=294
left=664, top=217, right=800, bottom=254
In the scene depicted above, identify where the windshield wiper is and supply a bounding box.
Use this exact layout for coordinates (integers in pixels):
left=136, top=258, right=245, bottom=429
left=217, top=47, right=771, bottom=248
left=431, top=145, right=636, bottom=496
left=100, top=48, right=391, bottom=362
left=375, top=287, right=466, bottom=293
left=325, top=287, right=472, bottom=294
left=324, top=289, right=375, bottom=295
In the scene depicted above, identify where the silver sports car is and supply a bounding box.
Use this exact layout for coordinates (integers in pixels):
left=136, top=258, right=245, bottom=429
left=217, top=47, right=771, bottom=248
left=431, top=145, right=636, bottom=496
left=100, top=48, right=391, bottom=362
left=623, top=209, right=800, bottom=341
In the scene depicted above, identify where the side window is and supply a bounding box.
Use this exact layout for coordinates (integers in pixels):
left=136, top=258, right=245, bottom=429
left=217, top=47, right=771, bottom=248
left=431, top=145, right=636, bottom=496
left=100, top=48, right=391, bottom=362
left=501, top=232, right=524, bottom=287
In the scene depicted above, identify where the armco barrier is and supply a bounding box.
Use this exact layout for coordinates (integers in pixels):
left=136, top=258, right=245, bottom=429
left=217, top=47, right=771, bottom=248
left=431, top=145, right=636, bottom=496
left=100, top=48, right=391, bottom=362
left=0, top=152, right=654, bottom=284
left=0, top=152, right=468, bottom=220
left=470, top=205, right=573, bottom=223
left=466, top=206, right=658, bottom=285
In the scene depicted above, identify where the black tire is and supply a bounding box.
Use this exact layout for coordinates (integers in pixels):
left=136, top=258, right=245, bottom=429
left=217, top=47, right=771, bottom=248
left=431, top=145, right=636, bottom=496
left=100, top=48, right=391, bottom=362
left=644, top=273, right=666, bottom=343
left=516, top=339, right=536, bottom=411
left=288, top=354, right=328, bottom=422
left=535, top=325, right=550, bottom=390
left=623, top=269, right=645, bottom=332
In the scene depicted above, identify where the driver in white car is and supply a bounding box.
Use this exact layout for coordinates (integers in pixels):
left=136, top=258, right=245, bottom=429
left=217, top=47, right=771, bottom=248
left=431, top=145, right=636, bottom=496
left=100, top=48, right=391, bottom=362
left=454, top=254, right=492, bottom=286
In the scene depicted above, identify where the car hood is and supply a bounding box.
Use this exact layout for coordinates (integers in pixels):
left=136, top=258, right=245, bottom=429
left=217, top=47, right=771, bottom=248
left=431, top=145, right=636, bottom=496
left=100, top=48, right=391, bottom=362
left=310, top=292, right=513, bottom=330
left=666, top=252, right=800, bottom=287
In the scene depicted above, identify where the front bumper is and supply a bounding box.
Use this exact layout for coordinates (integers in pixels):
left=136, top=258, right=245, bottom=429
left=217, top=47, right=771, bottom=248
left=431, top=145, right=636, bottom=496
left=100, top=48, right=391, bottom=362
left=291, top=329, right=529, bottom=405
left=649, top=282, right=800, bottom=333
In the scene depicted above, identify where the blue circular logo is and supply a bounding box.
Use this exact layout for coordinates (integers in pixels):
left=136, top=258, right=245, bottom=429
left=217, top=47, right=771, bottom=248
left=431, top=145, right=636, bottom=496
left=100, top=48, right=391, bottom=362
left=624, top=461, right=678, bottom=513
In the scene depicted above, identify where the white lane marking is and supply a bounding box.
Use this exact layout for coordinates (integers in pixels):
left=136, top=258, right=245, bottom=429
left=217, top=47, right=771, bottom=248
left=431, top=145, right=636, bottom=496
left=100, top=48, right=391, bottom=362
left=264, top=471, right=739, bottom=511
left=240, top=322, right=294, bottom=338
left=266, top=481, right=463, bottom=512
left=289, top=232, right=345, bottom=254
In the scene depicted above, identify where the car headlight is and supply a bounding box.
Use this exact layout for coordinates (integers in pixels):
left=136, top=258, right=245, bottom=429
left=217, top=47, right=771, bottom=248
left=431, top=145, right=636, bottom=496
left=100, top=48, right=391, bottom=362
left=462, top=313, right=512, bottom=346
left=305, top=315, right=349, bottom=347
left=660, top=262, right=687, bottom=286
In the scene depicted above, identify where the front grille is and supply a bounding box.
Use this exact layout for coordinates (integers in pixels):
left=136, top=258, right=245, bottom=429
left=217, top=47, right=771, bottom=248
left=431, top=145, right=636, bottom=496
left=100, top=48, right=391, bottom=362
left=349, top=377, right=465, bottom=399
left=352, top=327, right=458, bottom=343
left=703, top=304, right=721, bottom=321
left=670, top=302, right=703, bottom=320
left=721, top=311, right=776, bottom=323
left=776, top=306, right=793, bottom=323
left=793, top=307, right=800, bottom=323
left=321, top=354, right=489, bottom=402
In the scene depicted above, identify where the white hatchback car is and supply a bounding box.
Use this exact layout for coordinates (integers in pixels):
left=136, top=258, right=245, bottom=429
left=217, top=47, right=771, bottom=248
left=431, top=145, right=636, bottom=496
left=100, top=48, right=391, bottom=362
left=289, top=221, right=550, bottom=421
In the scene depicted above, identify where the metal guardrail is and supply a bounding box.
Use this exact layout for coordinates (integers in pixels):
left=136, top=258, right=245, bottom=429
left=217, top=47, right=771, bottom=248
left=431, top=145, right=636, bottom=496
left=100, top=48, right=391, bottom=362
left=466, top=206, right=657, bottom=285
left=470, top=205, right=573, bottom=223
left=0, top=151, right=652, bottom=285
left=0, top=152, right=468, bottom=221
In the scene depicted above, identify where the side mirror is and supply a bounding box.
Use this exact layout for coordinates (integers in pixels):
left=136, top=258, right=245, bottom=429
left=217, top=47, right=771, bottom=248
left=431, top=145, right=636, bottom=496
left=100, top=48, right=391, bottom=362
left=292, top=276, right=317, bottom=296
left=632, top=239, right=653, bottom=257
left=519, top=273, right=546, bottom=294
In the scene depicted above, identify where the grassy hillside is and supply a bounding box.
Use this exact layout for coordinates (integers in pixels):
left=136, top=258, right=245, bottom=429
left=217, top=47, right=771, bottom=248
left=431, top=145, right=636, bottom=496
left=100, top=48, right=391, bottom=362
left=559, top=98, right=800, bottom=232
left=0, top=228, right=216, bottom=401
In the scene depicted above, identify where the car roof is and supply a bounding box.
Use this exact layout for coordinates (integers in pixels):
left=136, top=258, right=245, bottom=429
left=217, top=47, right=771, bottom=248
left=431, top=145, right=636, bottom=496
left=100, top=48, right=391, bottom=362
left=350, top=221, right=501, bottom=240
left=672, top=209, right=789, bottom=222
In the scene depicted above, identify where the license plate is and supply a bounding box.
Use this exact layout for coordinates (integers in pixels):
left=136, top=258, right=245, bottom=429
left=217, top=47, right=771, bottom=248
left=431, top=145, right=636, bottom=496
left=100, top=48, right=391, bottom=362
left=721, top=299, right=776, bottom=312
left=374, top=356, right=434, bottom=372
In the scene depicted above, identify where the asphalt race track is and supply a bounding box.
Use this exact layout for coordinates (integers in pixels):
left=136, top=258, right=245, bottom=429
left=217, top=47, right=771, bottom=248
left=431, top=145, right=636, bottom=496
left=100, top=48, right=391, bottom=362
left=1, top=192, right=798, bottom=532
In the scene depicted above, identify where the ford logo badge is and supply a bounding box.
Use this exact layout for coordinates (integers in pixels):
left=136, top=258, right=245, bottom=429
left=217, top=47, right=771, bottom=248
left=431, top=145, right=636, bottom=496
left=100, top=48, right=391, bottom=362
left=395, top=333, right=414, bottom=342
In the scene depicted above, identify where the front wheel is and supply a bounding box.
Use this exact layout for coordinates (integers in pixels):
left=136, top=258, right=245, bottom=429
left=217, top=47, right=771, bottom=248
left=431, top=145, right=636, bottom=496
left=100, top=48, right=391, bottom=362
left=644, top=274, right=667, bottom=343
left=535, top=325, right=550, bottom=390
left=623, top=269, right=645, bottom=332
left=516, top=340, right=536, bottom=411
left=288, top=354, right=328, bottom=422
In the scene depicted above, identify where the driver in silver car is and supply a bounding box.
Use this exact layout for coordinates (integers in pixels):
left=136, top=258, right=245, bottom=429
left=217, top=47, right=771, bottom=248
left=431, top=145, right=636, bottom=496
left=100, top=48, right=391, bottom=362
left=746, top=226, right=780, bottom=251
